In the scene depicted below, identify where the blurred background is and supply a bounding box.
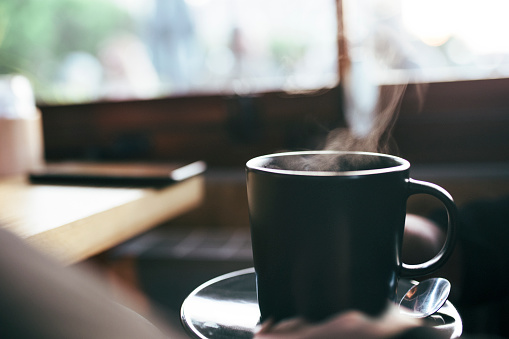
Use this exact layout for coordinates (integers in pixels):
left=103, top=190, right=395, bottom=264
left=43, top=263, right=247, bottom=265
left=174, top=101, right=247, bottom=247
left=1, top=0, right=509, bottom=337
left=0, top=0, right=338, bottom=103
left=3, top=0, right=509, bottom=103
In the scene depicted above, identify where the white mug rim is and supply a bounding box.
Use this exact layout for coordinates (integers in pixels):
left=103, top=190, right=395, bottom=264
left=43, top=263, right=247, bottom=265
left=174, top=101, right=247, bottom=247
left=246, top=151, right=410, bottom=177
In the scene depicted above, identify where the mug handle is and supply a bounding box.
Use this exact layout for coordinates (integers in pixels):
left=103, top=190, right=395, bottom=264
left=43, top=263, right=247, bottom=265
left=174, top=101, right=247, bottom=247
left=400, top=179, right=459, bottom=278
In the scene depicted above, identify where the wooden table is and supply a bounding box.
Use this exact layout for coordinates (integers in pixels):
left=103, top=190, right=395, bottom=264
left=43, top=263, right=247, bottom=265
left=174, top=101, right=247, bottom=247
left=0, top=174, right=204, bottom=265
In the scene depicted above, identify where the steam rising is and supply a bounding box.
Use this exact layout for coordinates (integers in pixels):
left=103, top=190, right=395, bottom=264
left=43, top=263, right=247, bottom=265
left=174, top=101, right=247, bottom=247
left=269, top=62, right=429, bottom=173
left=324, top=84, right=407, bottom=155
left=283, top=79, right=429, bottom=173
left=286, top=84, right=407, bottom=172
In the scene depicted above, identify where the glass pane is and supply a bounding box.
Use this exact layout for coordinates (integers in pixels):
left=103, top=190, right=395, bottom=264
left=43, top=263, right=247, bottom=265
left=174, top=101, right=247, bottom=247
left=0, top=0, right=338, bottom=104
left=343, top=0, right=509, bottom=84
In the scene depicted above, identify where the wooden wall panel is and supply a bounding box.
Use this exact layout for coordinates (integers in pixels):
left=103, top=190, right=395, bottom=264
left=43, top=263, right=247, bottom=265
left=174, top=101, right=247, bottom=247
left=39, top=87, right=344, bottom=167
left=39, top=78, right=509, bottom=167
left=392, top=79, right=509, bottom=165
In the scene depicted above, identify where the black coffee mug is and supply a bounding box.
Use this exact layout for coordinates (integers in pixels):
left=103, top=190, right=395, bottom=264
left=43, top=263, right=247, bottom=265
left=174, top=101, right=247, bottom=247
left=246, top=151, right=458, bottom=323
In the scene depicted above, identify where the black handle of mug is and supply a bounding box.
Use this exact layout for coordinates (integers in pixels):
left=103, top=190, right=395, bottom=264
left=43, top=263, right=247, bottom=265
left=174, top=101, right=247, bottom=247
left=400, top=179, right=459, bottom=278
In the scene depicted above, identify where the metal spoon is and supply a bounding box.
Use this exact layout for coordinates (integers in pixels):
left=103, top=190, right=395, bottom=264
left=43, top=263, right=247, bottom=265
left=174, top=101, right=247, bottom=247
left=399, top=278, right=451, bottom=318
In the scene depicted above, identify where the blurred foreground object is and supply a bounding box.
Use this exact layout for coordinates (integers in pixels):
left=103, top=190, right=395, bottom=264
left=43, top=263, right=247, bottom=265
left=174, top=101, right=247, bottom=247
left=0, top=75, right=44, bottom=177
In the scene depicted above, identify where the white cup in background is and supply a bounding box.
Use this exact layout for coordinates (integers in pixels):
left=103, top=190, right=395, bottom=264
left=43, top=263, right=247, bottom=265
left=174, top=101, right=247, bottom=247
left=0, top=75, right=44, bottom=177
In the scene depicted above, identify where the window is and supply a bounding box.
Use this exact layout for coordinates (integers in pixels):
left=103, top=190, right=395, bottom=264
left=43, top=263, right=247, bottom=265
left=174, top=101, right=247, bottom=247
left=343, top=0, right=509, bottom=84
left=0, top=0, right=338, bottom=104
